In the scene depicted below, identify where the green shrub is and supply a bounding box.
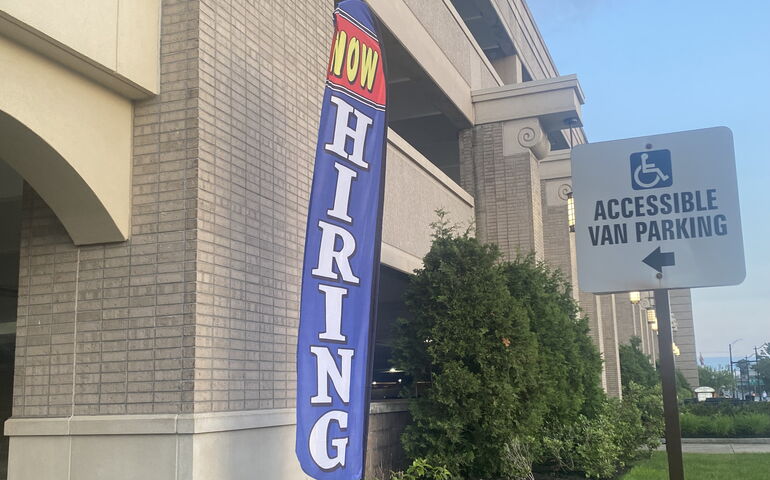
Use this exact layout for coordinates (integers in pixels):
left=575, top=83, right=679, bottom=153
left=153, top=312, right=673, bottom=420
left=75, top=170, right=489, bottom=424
left=535, top=384, right=663, bottom=479
left=390, top=459, right=452, bottom=480
left=394, top=213, right=657, bottom=480
left=681, top=400, right=770, bottom=416
left=392, top=214, right=539, bottom=479
left=623, top=382, right=664, bottom=453
left=680, top=412, right=770, bottom=437
left=619, top=337, right=658, bottom=389
left=503, top=256, right=604, bottom=425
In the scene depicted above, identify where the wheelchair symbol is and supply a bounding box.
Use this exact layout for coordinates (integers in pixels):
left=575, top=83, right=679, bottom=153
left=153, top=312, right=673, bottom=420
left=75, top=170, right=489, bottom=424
left=630, top=149, right=672, bottom=190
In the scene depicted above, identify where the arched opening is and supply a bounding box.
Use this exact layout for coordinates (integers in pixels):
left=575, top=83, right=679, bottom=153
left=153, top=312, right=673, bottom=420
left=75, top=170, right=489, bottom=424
left=0, top=34, right=133, bottom=246
left=0, top=111, right=126, bottom=245
left=0, top=158, right=22, bottom=478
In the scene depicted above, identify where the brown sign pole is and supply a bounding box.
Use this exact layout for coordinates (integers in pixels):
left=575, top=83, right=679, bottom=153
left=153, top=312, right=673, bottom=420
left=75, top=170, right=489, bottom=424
left=654, top=289, right=685, bottom=480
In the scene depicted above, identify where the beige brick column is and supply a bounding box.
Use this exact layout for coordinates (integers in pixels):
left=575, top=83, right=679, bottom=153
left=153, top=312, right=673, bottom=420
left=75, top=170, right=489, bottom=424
left=580, top=291, right=607, bottom=391
left=615, top=295, right=636, bottom=346
left=671, top=289, right=699, bottom=388
left=461, top=76, right=585, bottom=261
left=460, top=118, right=549, bottom=259
left=540, top=151, right=578, bottom=298
left=600, top=294, right=623, bottom=397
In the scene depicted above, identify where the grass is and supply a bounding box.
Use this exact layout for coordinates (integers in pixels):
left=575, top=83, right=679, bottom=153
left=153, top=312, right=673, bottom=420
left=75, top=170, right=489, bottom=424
left=621, top=452, right=770, bottom=479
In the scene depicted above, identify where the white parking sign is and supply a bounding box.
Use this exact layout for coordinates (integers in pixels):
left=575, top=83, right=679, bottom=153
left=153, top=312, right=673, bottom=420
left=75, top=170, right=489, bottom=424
left=572, top=127, right=745, bottom=293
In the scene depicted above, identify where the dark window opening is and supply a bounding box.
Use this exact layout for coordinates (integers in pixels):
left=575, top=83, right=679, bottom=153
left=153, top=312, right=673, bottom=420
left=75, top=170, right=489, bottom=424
left=371, top=265, right=410, bottom=400
left=0, top=158, right=22, bottom=480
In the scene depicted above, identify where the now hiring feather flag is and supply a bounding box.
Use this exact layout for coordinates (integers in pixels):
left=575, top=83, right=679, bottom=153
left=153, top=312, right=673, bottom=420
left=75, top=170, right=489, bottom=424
left=295, top=1, right=387, bottom=479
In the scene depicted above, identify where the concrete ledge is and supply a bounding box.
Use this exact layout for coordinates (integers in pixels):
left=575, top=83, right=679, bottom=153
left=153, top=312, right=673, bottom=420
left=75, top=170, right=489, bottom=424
left=5, top=401, right=411, bottom=437
left=381, top=242, right=422, bottom=274
left=177, top=408, right=296, bottom=434
left=368, top=0, right=474, bottom=124
left=387, top=128, right=474, bottom=208
left=369, top=399, right=409, bottom=415
left=472, top=75, right=584, bottom=133
left=0, top=2, right=160, bottom=98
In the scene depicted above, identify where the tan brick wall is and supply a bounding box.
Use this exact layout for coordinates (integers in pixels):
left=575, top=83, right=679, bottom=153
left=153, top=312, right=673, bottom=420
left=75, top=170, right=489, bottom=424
left=191, top=0, right=332, bottom=413
left=580, top=291, right=606, bottom=391
left=671, top=289, right=698, bottom=388
left=601, top=294, right=622, bottom=398
left=540, top=189, right=577, bottom=294
left=615, top=295, right=636, bottom=346
left=12, top=0, right=200, bottom=417
left=459, top=124, right=544, bottom=259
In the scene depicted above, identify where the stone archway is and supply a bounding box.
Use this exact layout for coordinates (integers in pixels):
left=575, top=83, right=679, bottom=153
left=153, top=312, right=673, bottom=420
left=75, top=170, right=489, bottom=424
left=0, top=34, right=133, bottom=245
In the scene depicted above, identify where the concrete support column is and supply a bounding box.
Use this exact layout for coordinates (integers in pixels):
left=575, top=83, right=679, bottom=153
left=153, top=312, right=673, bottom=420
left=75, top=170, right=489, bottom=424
left=491, top=54, right=523, bottom=85
left=579, top=291, right=607, bottom=391
left=615, top=295, right=638, bottom=352
left=600, top=294, right=622, bottom=398
left=540, top=151, right=578, bottom=299
left=671, top=289, right=699, bottom=388
left=460, top=118, right=549, bottom=259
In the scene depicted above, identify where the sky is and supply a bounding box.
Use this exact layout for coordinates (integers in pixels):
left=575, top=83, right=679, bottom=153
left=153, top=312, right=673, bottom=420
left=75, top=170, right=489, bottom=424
left=527, top=0, right=770, bottom=361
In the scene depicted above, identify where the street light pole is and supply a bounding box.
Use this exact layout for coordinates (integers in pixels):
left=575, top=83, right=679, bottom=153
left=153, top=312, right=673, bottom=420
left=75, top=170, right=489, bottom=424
left=728, top=339, right=742, bottom=399
left=729, top=343, right=734, bottom=398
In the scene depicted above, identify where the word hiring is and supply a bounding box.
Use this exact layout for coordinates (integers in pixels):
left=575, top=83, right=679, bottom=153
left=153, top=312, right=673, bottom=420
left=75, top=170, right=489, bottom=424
left=589, top=189, right=729, bottom=246
left=307, top=94, right=373, bottom=471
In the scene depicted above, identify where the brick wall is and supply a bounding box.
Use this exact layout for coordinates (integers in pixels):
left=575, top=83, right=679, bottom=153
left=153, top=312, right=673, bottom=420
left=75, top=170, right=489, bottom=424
left=365, top=410, right=410, bottom=479
left=615, top=296, right=636, bottom=346
left=670, top=289, right=699, bottom=388
left=600, top=294, right=622, bottom=397
left=540, top=192, right=577, bottom=294
left=579, top=291, right=607, bottom=390
left=192, top=0, right=331, bottom=413
left=12, top=0, right=200, bottom=417
left=459, top=124, right=544, bottom=259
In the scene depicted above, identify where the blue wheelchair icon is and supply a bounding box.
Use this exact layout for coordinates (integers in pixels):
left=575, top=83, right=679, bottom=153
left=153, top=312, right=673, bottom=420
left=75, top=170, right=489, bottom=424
left=630, top=149, right=672, bottom=190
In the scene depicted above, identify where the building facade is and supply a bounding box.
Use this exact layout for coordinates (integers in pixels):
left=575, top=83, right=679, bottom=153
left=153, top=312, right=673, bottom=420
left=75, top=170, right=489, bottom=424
left=0, top=1, right=697, bottom=479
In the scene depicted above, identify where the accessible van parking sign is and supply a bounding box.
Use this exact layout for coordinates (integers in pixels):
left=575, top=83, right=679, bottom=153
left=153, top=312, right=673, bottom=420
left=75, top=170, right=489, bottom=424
left=572, top=127, right=745, bottom=293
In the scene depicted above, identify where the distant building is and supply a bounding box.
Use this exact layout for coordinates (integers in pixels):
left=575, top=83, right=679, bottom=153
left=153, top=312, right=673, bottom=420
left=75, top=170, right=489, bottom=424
left=0, top=1, right=698, bottom=478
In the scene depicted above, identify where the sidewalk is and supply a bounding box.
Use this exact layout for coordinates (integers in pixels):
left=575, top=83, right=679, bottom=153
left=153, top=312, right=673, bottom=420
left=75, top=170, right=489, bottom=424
left=657, top=438, right=770, bottom=454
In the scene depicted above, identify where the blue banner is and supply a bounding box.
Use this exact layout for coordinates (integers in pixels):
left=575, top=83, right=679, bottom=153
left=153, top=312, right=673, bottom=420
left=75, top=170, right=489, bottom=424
left=295, top=1, right=387, bottom=479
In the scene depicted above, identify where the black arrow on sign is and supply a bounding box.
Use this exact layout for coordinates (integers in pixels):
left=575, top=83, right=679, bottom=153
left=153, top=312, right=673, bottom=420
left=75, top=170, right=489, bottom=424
left=642, top=246, right=676, bottom=273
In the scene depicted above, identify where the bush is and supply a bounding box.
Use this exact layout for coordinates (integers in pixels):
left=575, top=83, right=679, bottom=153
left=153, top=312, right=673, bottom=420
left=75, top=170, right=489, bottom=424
left=680, top=412, right=770, bottom=437
left=619, top=337, right=658, bottom=389
left=392, top=214, right=539, bottom=479
left=390, top=459, right=453, bottom=480
left=394, top=214, right=659, bottom=479
left=503, top=256, right=605, bottom=426
left=681, top=400, right=770, bottom=417
left=533, top=383, right=663, bottom=479
left=623, top=382, right=664, bottom=453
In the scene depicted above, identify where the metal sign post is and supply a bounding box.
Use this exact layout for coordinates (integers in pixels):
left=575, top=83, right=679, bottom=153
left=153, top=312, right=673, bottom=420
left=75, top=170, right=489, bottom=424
left=654, top=289, right=684, bottom=480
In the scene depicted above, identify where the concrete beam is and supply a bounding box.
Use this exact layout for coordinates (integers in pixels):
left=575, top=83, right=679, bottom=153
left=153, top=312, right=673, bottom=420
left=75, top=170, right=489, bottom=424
left=0, top=35, right=132, bottom=244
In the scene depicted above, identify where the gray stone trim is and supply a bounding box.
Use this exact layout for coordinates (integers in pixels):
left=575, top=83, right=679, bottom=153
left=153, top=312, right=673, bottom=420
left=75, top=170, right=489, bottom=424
left=381, top=242, right=422, bottom=274
left=4, top=401, right=410, bottom=437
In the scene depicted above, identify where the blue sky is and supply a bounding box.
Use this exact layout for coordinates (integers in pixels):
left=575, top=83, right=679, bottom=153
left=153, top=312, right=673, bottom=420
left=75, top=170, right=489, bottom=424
left=528, top=0, right=770, bottom=360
